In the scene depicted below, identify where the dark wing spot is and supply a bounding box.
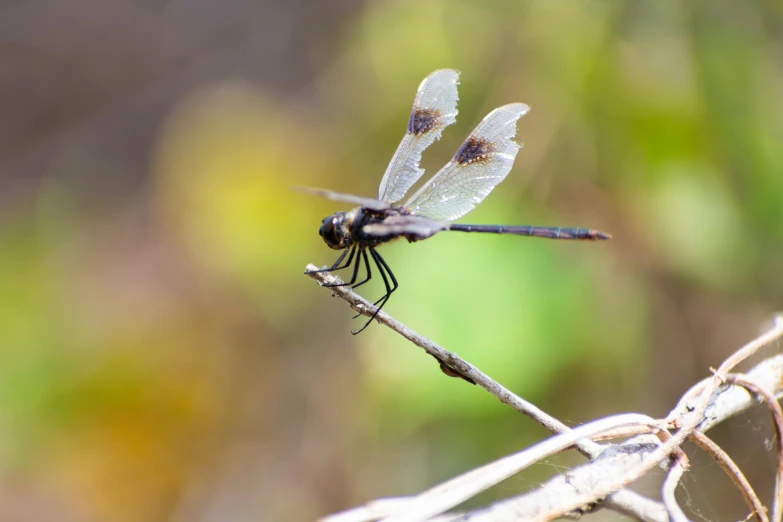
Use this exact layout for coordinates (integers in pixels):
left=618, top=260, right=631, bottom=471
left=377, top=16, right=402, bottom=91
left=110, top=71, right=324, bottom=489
left=454, top=136, right=495, bottom=165
left=407, top=108, right=441, bottom=135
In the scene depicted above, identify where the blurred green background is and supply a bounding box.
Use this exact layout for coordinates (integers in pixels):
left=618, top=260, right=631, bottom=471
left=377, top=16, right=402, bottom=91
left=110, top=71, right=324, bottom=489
left=2, top=1, right=783, bottom=520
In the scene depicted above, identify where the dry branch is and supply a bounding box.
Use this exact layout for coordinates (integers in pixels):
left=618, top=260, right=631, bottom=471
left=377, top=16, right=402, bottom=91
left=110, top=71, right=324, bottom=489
left=688, top=431, right=769, bottom=522
left=306, top=264, right=783, bottom=522
left=725, top=374, right=783, bottom=522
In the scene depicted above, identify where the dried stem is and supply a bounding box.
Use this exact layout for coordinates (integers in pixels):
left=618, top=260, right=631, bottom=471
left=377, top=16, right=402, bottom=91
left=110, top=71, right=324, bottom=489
left=377, top=414, right=659, bottom=522
left=688, top=431, right=769, bottom=522
left=725, top=374, right=783, bottom=522
left=308, top=266, right=783, bottom=522
left=661, top=452, right=690, bottom=522
left=306, top=265, right=571, bottom=435
left=307, top=264, right=667, bottom=521
left=529, top=317, right=783, bottom=520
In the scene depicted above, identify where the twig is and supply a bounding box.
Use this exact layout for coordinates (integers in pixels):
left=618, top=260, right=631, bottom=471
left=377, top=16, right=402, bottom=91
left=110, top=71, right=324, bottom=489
left=307, top=264, right=668, bottom=521
left=657, top=427, right=691, bottom=522
left=688, top=431, right=769, bottom=522
left=669, top=354, right=783, bottom=434
left=458, top=353, right=783, bottom=522
left=307, top=265, right=567, bottom=432
left=526, top=318, right=783, bottom=520
left=456, top=433, right=669, bottom=521
left=373, top=414, right=658, bottom=522
left=715, top=319, right=783, bottom=377
left=456, top=321, right=783, bottom=521
left=725, top=374, right=783, bottom=522
left=662, top=452, right=691, bottom=522
left=308, top=266, right=783, bottom=521
left=322, top=498, right=463, bottom=522
left=536, top=317, right=783, bottom=520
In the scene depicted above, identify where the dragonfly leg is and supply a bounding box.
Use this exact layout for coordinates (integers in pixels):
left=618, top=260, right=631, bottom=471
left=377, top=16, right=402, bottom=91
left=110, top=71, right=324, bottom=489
left=352, top=248, right=398, bottom=334
left=353, top=250, right=398, bottom=315
left=350, top=249, right=373, bottom=290
left=322, top=247, right=362, bottom=287
left=308, top=246, right=355, bottom=274
left=373, top=248, right=398, bottom=294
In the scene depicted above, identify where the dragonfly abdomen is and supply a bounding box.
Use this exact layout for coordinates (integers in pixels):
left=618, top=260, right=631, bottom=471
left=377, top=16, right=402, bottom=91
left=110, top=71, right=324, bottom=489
left=448, top=224, right=611, bottom=240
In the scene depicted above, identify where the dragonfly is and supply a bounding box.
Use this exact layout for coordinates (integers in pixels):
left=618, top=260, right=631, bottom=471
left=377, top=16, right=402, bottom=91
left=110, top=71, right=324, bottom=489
left=303, top=69, right=611, bottom=334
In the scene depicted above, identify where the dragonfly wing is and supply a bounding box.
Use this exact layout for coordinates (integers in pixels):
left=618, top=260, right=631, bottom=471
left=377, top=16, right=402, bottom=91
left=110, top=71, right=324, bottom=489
left=403, top=103, right=529, bottom=221
left=294, top=186, right=391, bottom=211
left=362, top=215, right=449, bottom=241
left=377, top=69, right=460, bottom=203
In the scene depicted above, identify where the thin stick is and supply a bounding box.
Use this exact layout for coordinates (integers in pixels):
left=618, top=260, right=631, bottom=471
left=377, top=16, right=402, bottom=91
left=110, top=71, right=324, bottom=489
left=658, top=427, right=691, bottom=522
left=662, top=454, right=690, bottom=522
left=311, top=263, right=783, bottom=522
left=307, top=264, right=668, bottom=522
left=716, top=320, right=783, bottom=377
left=669, top=354, right=783, bottom=434
left=375, top=413, right=658, bottom=522
left=310, top=267, right=783, bottom=521
left=474, top=317, right=783, bottom=521
left=689, top=431, right=769, bottom=522
left=307, top=264, right=584, bottom=437
left=460, top=354, right=783, bottom=522
left=455, top=433, right=671, bottom=522
left=591, top=425, right=658, bottom=441
left=536, top=317, right=783, bottom=520
left=725, top=374, right=783, bottom=522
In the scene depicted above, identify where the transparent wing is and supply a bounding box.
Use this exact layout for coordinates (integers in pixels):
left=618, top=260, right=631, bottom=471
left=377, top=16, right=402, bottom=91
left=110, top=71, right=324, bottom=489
left=404, top=103, right=530, bottom=221
left=377, top=69, right=460, bottom=203
left=293, top=186, right=390, bottom=211
left=362, top=215, right=449, bottom=241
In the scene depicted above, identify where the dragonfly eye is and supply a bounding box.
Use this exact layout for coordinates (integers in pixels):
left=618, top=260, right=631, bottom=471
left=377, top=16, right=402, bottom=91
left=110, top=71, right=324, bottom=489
left=319, top=213, right=349, bottom=250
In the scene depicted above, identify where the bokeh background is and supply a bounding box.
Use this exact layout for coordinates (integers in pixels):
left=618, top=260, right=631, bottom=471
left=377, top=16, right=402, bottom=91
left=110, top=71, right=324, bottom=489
left=2, top=1, right=783, bottom=520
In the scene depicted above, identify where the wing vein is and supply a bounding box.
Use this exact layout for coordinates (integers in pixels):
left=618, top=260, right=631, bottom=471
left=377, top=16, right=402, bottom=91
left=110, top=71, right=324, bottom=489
left=377, top=69, right=460, bottom=203
left=404, top=103, right=530, bottom=221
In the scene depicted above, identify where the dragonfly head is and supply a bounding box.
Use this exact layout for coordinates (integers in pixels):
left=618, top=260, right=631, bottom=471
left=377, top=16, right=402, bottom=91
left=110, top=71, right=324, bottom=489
left=319, top=212, right=352, bottom=250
